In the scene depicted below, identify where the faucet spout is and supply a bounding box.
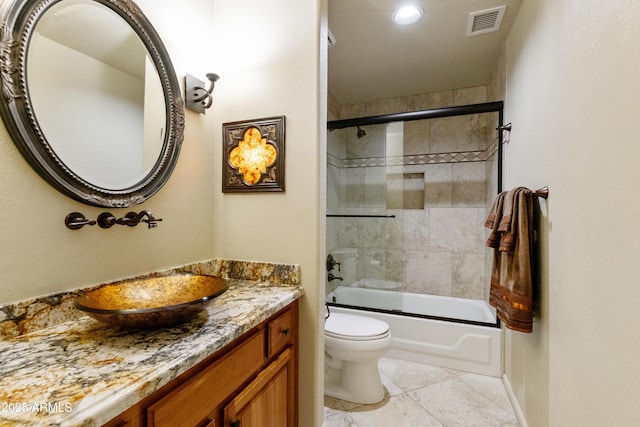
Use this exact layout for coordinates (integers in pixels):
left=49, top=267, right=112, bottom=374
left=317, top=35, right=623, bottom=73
left=114, top=211, right=163, bottom=228
left=137, top=210, right=163, bottom=229
left=95, top=211, right=163, bottom=229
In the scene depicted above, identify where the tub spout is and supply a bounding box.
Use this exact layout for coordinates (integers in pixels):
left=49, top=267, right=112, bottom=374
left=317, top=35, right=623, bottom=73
left=328, top=273, right=343, bottom=282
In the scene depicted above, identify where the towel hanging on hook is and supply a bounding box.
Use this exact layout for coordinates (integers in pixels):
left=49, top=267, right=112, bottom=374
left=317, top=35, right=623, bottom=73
left=485, top=186, right=549, bottom=333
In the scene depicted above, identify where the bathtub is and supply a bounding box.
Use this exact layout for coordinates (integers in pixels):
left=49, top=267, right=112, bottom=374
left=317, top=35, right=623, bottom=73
left=326, top=285, right=502, bottom=377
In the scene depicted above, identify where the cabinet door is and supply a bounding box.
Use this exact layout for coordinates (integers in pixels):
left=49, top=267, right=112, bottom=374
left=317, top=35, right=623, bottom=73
left=147, top=331, right=265, bottom=427
left=224, top=348, right=294, bottom=427
left=102, top=401, right=142, bottom=427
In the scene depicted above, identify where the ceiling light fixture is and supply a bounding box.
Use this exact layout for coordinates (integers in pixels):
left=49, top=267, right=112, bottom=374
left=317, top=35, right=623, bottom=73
left=393, top=5, right=424, bottom=25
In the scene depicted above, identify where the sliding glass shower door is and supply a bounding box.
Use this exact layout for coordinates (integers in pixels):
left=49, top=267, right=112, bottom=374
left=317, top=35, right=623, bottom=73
left=326, top=103, right=503, bottom=323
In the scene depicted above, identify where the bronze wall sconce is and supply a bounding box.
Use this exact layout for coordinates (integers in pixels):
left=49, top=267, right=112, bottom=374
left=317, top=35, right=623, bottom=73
left=185, top=73, right=219, bottom=114
left=222, top=116, right=285, bottom=193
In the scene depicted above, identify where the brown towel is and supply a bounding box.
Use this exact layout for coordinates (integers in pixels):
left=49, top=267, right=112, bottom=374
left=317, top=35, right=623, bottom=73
left=485, top=191, right=505, bottom=249
left=498, top=187, right=528, bottom=252
left=485, top=187, right=534, bottom=333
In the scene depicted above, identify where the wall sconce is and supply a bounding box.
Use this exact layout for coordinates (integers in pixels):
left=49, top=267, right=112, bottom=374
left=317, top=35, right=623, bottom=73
left=185, top=73, right=219, bottom=114
left=222, top=116, right=286, bottom=193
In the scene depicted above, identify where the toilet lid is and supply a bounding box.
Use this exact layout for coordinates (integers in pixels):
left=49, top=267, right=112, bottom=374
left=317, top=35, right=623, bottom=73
left=325, top=313, right=389, bottom=340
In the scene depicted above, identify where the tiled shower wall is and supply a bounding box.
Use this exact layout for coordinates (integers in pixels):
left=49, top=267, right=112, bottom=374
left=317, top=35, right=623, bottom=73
left=327, top=86, right=499, bottom=301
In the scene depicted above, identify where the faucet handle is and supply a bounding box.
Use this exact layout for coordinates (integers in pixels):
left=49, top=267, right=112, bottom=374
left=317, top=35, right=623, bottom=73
left=64, top=212, right=96, bottom=230
left=326, top=254, right=341, bottom=272
left=97, top=212, right=117, bottom=228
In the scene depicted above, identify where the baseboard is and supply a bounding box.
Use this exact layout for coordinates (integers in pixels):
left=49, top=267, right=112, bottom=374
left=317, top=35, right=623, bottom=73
left=502, top=373, right=528, bottom=427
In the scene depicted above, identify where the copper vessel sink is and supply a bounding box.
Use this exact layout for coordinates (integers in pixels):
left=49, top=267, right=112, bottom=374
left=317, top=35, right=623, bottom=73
left=75, top=274, right=228, bottom=328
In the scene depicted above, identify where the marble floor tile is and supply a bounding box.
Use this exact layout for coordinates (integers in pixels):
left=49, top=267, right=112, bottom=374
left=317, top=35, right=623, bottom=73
left=409, top=377, right=517, bottom=427
left=379, top=357, right=463, bottom=393
left=349, top=393, right=442, bottom=427
left=323, top=412, right=358, bottom=427
left=323, top=357, right=519, bottom=427
left=455, top=373, right=516, bottom=413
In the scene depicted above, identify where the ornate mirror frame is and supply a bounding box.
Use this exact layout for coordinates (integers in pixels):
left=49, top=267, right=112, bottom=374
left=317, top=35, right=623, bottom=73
left=0, top=0, right=184, bottom=207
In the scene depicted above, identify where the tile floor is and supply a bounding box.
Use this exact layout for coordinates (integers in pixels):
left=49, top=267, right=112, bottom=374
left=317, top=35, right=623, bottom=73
left=323, top=357, right=520, bottom=427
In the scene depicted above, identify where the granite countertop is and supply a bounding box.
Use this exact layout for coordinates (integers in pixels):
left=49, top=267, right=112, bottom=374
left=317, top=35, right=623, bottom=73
left=0, top=278, right=303, bottom=427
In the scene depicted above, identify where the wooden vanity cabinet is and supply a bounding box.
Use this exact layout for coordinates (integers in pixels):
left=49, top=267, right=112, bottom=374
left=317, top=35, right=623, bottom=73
left=102, top=300, right=298, bottom=427
left=223, top=347, right=295, bottom=427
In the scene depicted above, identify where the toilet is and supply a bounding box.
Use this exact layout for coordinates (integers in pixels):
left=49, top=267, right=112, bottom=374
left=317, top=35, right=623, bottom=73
left=324, top=312, right=392, bottom=404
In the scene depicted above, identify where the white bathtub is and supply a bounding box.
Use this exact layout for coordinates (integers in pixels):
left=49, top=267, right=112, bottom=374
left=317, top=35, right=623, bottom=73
left=326, top=286, right=502, bottom=377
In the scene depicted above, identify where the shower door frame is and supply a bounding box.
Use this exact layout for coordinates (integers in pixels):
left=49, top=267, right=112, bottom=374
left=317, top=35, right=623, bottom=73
left=326, top=101, right=505, bottom=328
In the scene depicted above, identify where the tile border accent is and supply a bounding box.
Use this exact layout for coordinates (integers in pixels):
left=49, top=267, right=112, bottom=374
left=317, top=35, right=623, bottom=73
left=328, top=140, right=498, bottom=168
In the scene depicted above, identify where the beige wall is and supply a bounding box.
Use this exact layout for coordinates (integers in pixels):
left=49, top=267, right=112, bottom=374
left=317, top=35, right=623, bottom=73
left=0, top=0, right=324, bottom=425
left=0, top=0, right=220, bottom=305
left=210, top=1, right=325, bottom=425
left=504, top=0, right=640, bottom=426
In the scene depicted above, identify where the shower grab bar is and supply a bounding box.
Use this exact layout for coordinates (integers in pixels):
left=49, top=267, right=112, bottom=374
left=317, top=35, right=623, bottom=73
left=326, top=214, right=396, bottom=218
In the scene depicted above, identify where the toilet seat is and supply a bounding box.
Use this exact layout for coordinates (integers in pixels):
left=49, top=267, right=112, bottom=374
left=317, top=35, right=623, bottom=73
left=325, top=313, right=390, bottom=341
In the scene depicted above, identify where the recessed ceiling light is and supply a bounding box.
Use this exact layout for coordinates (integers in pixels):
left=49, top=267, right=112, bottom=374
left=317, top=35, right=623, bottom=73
left=393, top=5, right=424, bottom=25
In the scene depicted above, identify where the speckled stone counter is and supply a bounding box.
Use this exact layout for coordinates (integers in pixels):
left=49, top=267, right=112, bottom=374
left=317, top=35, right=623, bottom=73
left=0, top=260, right=303, bottom=426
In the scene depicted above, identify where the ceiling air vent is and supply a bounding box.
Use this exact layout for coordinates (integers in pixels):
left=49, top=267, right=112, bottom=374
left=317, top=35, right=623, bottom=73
left=466, top=6, right=506, bottom=37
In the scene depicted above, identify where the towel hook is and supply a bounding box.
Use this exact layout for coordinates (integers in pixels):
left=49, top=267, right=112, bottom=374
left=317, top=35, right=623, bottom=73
left=530, top=186, right=549, bottom=199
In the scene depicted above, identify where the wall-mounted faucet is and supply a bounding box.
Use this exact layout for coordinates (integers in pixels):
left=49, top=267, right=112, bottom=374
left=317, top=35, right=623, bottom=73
left=97, top=210, right=163, bottom=229
left=328, top=273, right=343, bottom=282
left=118, top=210, right=162, bottom=229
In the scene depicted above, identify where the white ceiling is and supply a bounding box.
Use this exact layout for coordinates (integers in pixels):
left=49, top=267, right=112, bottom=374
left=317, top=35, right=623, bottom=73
left=328, top=0, right=522, bottom=105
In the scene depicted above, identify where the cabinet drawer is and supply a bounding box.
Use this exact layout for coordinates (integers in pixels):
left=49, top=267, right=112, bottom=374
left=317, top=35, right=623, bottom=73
left=147, top=330, right=265, bottom=427
left=267, top=308, right=295, bottom=358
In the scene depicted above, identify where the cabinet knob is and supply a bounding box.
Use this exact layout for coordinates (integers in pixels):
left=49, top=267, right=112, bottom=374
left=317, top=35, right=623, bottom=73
left=230, top=420, right=240, bottom=427
left=281, top=328, right=290, bottom=336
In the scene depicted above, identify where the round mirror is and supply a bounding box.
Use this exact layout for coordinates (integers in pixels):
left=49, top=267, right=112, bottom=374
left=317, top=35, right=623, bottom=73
left=0, top=0, right=184, bottom=207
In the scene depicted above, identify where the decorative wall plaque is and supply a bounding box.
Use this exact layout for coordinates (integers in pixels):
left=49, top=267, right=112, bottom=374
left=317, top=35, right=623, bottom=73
left=222, top=116, right=285, bottom=193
